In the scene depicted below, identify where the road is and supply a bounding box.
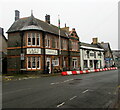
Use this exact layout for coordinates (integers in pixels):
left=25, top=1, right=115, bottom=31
left=2, top=70, right=118, bottom=108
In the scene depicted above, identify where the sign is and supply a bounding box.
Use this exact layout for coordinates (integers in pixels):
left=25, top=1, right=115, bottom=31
left=27, top=48, right=41, bottom=54
left=21, top=53, right=24, bottom=60
left=45, top=49, right=58, bottom=55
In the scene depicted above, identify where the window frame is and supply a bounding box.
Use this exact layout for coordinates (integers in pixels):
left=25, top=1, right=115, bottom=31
left=27, top=57, right=41, bottom=70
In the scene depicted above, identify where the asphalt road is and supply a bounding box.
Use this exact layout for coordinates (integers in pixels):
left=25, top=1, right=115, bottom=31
left=2, top=70, right=118, bottom=108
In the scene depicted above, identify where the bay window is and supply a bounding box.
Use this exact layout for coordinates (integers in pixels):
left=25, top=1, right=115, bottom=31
left=27, top=57, right=40, bottom=69
left=27, top=33, right=40, bottom=46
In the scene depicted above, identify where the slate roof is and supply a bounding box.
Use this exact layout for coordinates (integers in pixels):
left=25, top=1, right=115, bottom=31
left=99, top=43, right=111, bottom=51
left=80, top=42, right=104, bottom=51
left=7, top=15, right=68, bottom=38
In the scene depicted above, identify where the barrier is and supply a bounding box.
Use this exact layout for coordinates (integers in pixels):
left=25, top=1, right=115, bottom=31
left=61, top=67, right=118, bottom=76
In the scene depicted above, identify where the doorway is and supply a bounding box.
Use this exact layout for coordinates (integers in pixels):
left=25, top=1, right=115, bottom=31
left=46, top=57, right=51, bottom=73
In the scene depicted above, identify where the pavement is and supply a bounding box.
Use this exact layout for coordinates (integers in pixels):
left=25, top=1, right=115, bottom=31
left=2, top=70, right=119, bottom=108
left=2, top=73, right=61, bottom=82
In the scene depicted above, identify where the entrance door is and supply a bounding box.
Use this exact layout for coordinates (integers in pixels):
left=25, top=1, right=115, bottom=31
left=94, top=60, right=98, bottom=69
left=46, top=57, right=51, bottom=73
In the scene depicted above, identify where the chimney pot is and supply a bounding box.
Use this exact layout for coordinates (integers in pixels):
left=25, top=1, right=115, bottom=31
left=45, top=14, right=50, bottom=24
left=15, top=10, right=20, bottom=21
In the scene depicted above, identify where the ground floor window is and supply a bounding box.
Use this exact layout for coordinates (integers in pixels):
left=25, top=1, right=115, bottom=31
left=52, top=57, right=59, bottom=66
left=27, top=57, right=40, bottom=70
left=90, top=60, right=93, bottom=68
left=72, top=58, right=78, bottom=69
left=84, top=60, right=88, bottom=68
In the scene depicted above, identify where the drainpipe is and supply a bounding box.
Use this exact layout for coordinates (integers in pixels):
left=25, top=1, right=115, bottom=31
left=20, top=31, right=24, bottom=74
left=43, top=31, right=46, bottom=73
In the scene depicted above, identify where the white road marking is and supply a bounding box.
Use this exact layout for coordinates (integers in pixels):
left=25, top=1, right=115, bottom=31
left=70, top=96, right=77, bottom=100
left=82, top=89, right=89, bottom=93
left=57, top=102, right=65, bottom=108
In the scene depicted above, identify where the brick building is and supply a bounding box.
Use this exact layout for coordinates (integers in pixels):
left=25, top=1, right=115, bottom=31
left=0, top=27, right=7, bottom=74
left=7, top=10, right=80, bottom=74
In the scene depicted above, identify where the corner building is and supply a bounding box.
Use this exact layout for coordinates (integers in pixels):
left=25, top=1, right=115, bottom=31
left=7, top=11, right=80, bottom=74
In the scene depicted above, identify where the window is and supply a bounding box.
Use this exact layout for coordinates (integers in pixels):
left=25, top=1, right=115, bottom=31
left=28, top=33, right=31, bottom=46
left=45, top=35, right=50, bottom=48
left=72, top=58, right=78, bottom=69
left=84, top=60, right=88, bottom=68
left=94, top=52, right=96, bottom=58
left=28, top=57, right=31, bottom=69
left=90, top=53, right=94, bottom=56
left=32, top=33, right=35, bottom=45
left=90, top=60, right=93, bottom=68
left=27, top=33, right=40, bottom=46
left=52, top=57, right=59, bottom=66
left=63, top=39, right=67, bottom=50
left=72, top=41, right=78, bottom=51
left=27, top=57, right=40, bottom=69
left=36, top=33, right=40, bottom=46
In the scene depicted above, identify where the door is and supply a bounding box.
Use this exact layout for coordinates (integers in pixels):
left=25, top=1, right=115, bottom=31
left=46, top=57, right=51, bottom=73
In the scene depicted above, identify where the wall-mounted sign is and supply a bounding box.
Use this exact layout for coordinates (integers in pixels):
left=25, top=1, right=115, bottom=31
left=27, top=48, right=41, bottom=54
left=21, top=53, right=24, bottom=60
left=45, top=49, right=58, bottom=55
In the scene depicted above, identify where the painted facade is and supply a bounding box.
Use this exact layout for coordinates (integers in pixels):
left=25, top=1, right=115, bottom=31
left=80, top=42, right=105, bottom=70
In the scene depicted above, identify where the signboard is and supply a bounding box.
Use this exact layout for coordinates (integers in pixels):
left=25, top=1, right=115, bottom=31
left=45, top=49, right=58, bottom=55
left=21, top=53, right=24, bottom=60
left=27, top=48, right=41, bottom=54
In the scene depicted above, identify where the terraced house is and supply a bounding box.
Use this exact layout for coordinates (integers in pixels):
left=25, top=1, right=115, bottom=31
left=7, top=10, right=80, bottom=74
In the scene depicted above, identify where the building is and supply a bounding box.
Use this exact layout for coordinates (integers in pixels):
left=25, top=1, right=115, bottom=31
left=7, top=10, right=80, bottom=74
left=112, top=50, right=120, bottom=67
left=80, top=41, right=104, bottom=70
left=0, top=27, right=7, bottom=74
left=91, top=38, right=114, bottom=68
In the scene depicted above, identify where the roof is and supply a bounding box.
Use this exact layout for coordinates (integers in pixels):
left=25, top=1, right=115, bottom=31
left=80, top=42, right=104, bottom=51
left=100, top=43, right=111, bottom=51
left=7, top=15, right=68, bottom=38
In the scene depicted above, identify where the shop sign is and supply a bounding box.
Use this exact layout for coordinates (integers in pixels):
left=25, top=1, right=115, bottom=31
left=27, top=48, right=41, bottom=54
left=45, top=49, right=58, bottom=55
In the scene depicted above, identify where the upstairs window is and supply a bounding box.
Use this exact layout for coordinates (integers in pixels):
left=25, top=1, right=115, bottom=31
left=28, top=33, right=31, bottom=46
left=27, top=33, right=40, bottom=46
left=63, top=39, right=67, bottom=50
left=72, top=41, right=78, bottom=51
left=45, top=35, right=51, bottom=48
left=32, top=33, right=36, bottom=46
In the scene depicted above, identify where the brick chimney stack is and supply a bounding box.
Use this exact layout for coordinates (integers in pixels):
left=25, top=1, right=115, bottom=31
left=15, top=10, right=20, bottom=21
left=45, top=14, right=50, bottom=24
left=92, top=38, right=98, bottom=44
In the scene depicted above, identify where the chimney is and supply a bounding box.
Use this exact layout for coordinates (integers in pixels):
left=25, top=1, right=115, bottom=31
left=45, top=14, right=50, bottom=24
left=15, top=10, right=20, bottom=21
left=92, top=38, right=98, bottom=44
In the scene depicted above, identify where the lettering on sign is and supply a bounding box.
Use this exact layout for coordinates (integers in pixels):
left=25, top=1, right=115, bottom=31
left=45, top=49, right=58, bottom=55
left=27, top=48, right=41, bottom=54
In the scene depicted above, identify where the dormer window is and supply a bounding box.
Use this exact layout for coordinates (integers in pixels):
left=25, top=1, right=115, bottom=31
left=27, top=33, right=40, bottom=46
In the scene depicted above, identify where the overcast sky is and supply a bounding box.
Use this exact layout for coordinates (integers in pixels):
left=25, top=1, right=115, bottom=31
left=0, top=0, right=118, bottom=50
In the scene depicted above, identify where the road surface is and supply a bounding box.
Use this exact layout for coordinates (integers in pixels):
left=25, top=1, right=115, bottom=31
left=2, top=70, right=118, bottom=108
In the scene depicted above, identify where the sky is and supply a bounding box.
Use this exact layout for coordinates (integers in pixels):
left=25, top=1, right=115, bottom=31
left=0, top=0, right=119, bottom=50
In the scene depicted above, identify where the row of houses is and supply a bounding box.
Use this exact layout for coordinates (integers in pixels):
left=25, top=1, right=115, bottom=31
left=1, top=10, right=117, bottom=74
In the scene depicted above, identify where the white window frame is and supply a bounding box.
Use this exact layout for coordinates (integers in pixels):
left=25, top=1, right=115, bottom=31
left=36, top=33, right=40, bottom=46
left=45, top=35, right=51, bottom=48
left=27, top=33, right=40, bottom=47
left=72, top=58, right=78, bottom=68
left=27, top=57, right=41, bottom=70
left=52, top=57, right=59, bottom=66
